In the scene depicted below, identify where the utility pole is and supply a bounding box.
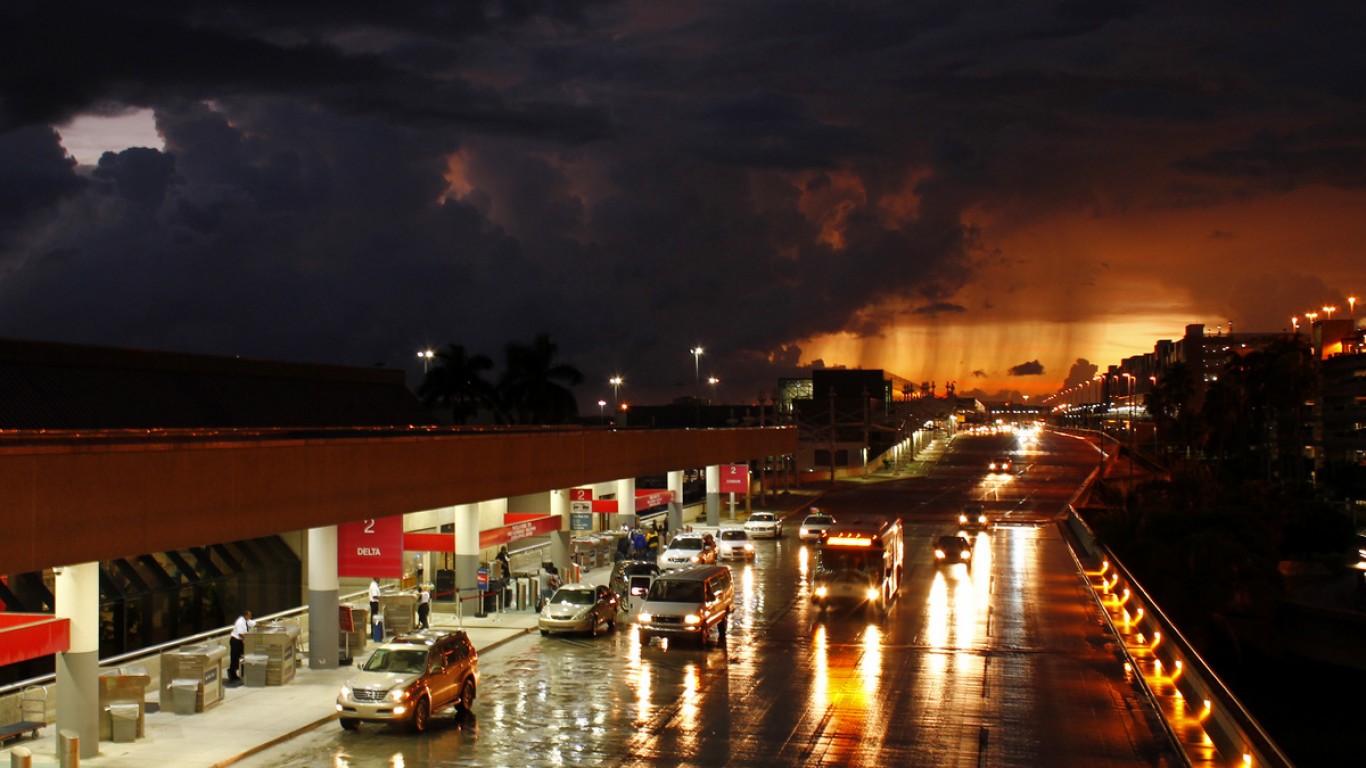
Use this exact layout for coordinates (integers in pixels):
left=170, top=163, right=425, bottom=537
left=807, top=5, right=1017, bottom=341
left=829, top=387, right=837, bottom=485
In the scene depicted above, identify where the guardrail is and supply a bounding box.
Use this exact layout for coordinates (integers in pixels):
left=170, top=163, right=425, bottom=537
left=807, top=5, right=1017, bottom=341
left=1064, top=507, right=1295, bottom=768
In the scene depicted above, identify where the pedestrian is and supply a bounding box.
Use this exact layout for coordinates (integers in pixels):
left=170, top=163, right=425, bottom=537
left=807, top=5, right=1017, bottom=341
left=615, top=534, right=630, bottom=562
left=538, top=561, right=561, bottom=612
left=632, top=528, right=647, bottom=558
left=646, top=527, right=660, bottom=558
left=228, top=609, right=255, bottom=685
left=368, top=577, right=381, bottom=623
left=417, top=584, right=431, bottom=629
left=497, top=545, right=513, bottom=604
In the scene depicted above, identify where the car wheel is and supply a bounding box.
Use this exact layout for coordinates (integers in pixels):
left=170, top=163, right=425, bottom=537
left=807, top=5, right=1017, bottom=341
left=458, top=678, right=477, bottom=713
left=339, top=718, right=359, bottom=731
left=410, top=697, right=431, bottom=733
left=540, top=629, right=549, bottom=636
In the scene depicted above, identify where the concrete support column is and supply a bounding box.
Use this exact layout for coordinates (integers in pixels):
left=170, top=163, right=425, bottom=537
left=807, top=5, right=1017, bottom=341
left=55, top=562, right=99, bottom=758
left=616, top=477, right=636, bottom=530
left=666, top=471, right=684, bottom=533
left=705, top=464, right=720, bottom=526
left=454, top=504, right=479, bottom=605
left=307, top=526, right=339, bottom=669
left=549, top=490, right=570, bottom=574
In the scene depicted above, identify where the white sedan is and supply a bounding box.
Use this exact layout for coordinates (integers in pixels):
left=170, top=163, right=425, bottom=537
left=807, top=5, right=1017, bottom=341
left=744, top=511, right=783, bottom=538
left=716, top=528, right=755, bottom=560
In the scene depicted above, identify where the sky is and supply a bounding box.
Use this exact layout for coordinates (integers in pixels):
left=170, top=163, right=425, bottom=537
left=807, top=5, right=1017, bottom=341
left=2, top=1, right=1364, bottom=408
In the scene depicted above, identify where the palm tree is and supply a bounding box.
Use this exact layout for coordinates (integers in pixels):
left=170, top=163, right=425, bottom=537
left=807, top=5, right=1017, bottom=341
left=497, top=334, right=584, bottom=424
left=418, top=344, right=497, bottom=424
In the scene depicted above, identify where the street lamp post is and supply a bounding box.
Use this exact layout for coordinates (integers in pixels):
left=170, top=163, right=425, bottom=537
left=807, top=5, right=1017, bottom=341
left=417, top=349, right=435, bottom=374
left=598, top=399, right=607, bottom=425
left=689, top=346, right=704, bottom=426
left=707, top=376, right=719, bottom=404
left=609, top=376, right=623, bottom=409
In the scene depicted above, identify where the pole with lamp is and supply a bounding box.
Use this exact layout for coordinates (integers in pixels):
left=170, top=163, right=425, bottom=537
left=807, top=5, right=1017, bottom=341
left=707, top=376, right=719, bottom=404
left=690, top=346, right=704, bottom=425
left=598, top=399, right=607, bottom=425
left=609, top=376, right=623, bottom=410
left=417, top=348, right=435, bottom=374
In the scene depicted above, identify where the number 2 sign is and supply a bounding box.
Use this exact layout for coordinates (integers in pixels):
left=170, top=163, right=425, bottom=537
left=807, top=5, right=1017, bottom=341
left=338, top=515, right=404, bottom=578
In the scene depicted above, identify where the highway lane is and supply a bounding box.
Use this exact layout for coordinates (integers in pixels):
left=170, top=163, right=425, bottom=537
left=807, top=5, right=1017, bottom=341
left=241, top=428, right=1179, bottom=767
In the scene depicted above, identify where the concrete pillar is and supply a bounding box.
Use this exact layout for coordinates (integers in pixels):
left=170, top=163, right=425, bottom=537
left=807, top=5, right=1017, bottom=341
left=307, top=526, right=339, bottom=669
left=667, top=471, right=684, bottom=533
left=54, top=562, right=99, bottom=758
left=549, top=490, right=570, bottom=574
left=705, top=464, right=720, bottom=526
left=616, top=477, right=636, bottom=530
left=454, top=504, right=479, bottom=606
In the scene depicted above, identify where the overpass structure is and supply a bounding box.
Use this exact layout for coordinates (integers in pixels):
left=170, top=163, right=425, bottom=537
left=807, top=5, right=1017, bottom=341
left=0, top=424, right=797, bottom=756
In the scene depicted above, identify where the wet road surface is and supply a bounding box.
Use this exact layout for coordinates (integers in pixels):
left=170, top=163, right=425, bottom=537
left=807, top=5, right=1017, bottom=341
left=241, top=429, right=1179, bottom=767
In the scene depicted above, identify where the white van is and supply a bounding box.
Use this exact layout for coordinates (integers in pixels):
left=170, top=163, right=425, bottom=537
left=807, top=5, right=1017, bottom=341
left=635, top=565, right=734, bottom=645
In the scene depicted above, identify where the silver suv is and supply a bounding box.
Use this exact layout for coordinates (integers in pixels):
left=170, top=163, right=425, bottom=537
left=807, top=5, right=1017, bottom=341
left=336, top=630, right=478, bottom=732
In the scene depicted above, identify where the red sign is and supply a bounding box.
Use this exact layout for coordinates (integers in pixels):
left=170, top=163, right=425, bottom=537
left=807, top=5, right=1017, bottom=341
left=479, top=515, right=563, bottom=548
left=589, top=490, right=675, bottom=513
left=338, top=516, right=404, bottom=578
left=570, top=488, right=593, bottom=501
left=720, top=464, right=750, bottom=493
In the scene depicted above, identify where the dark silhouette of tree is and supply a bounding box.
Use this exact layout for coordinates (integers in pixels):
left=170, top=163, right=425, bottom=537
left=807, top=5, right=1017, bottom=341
left=1145, top=361, right=1199, bottom=456
left=497, top=333, right=584, bottom=424
left=418, top=344, right=497, bottom=424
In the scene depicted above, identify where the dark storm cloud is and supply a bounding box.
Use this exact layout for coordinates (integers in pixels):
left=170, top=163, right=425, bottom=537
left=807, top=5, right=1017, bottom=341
left=1062, top=359, right=1099, bottom=390
left=1007, top=360, right=1044, bottom=376
left=1, top=1, right=1363, bottom=403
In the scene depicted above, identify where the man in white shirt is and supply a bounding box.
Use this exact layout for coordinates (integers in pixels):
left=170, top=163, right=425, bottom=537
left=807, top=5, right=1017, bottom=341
left=369, top=577, right=381, bottom=622
left=228, top=610, right=255, bottom=685
left=417, top=585, right=431, bottom=629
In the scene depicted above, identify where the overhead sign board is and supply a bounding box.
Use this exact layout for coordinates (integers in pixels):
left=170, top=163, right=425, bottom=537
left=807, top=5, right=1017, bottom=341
left=720, top=463, right=750, bottom=493
left=338, top=516, right=404, bottom=578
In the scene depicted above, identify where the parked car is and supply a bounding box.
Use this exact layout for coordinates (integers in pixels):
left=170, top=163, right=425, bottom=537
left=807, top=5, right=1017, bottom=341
left=716, top=528, right=755, bottom=560
left=337, top=630, right=478, bottom=733
left=988, top=456, right=1013, bottom=472
left=959, top=502, right=988, bottom=530
left=744, top=511, right=783, bottom=539
left=658, top=533, right=719, bottom=570
left=798, top=511, right=836, bottom=542
left=538, top=584, right=619, bottom=637
left=934, top=535, right=973, bottom=567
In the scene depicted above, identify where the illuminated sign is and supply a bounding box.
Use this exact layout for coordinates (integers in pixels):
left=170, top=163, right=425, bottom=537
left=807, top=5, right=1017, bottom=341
left=826, top=536, right=874, bottom=548
left=720, top=464, right=749, bottom=493
left=338, top=516, right=404, bottom=578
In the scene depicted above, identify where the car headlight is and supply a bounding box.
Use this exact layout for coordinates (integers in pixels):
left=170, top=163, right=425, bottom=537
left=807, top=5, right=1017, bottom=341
left=684, top=614, right=702, bottom=625
left=638, top=612, right=653, bottom=624
left=865, top=588, right=879, bottom=601
left=387, top=687, right=409, bottom=703
left=935, top=549, right=945, bottom=559
left=339, top=684, right=352, bottom=699
left=960, top=550, right=971, bottom=560
left=814, top=585, right=828, bottom=598
left=690, top=555, right=700, bottom=563
left=744, top=543, right=753, bottom=551
left=958, top=515, right=967, bottom=525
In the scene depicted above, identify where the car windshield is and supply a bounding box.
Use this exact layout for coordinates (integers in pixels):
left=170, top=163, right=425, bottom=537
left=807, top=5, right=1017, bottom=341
left=805, top=515, right=833, bottom=525
left=624, top=563, right=657, bottom=576
left=937, top=536, right=967, bottom=549
left=670, top=538, right=703, bottom=551
left=362, top=648, right=428, bottom=675
left=647, top=580, right=704, bottom=603
left=720, top=530, right=747, bottom=541
left=551, top=588, right=595, bottom=605
left=750, top=514, right=773, bottom=522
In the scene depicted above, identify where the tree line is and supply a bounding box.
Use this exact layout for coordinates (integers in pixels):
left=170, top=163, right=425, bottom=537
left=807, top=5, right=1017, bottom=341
left=418, top=333, right=584, bottom=425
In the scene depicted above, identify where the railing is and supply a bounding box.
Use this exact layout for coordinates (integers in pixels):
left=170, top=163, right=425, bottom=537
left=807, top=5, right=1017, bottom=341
left=1064, top=507, right=1296, bottom=768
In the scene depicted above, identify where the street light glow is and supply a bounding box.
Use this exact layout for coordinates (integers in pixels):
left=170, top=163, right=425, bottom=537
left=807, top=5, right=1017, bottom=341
left=417, top=348, right=435, bottom=373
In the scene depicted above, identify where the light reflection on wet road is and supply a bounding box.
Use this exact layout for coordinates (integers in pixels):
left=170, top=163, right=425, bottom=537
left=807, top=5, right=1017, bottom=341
left=242, top=431, right=1179, bottom=767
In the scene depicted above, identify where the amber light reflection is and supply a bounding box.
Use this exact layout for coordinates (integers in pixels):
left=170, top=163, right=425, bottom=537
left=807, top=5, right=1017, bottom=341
left=798, top=545, right=810, bottom=582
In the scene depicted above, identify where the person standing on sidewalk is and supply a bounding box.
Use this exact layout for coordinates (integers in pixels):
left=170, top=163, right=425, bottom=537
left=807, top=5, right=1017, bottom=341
left=368, top=576, right=381, bottom=621
left=228, top=609, right=255, bottom=685
left=417, top=584, right=431, bottom=629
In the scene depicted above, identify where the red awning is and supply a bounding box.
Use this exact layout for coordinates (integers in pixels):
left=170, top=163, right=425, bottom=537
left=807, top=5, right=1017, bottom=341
left=0, top=613, right=71, bottom=665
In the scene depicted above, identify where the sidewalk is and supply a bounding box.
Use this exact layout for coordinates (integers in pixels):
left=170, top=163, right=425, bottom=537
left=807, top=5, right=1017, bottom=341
left=0, top=493, right=824, bottom=768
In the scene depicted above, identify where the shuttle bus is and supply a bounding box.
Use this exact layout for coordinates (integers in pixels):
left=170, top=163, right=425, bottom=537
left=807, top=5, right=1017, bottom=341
left=811, top=517, right=904, bottom=613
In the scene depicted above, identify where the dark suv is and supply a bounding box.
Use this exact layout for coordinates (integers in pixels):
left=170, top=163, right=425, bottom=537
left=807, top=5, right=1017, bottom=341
left=336, top=630, right=478, bottom=732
